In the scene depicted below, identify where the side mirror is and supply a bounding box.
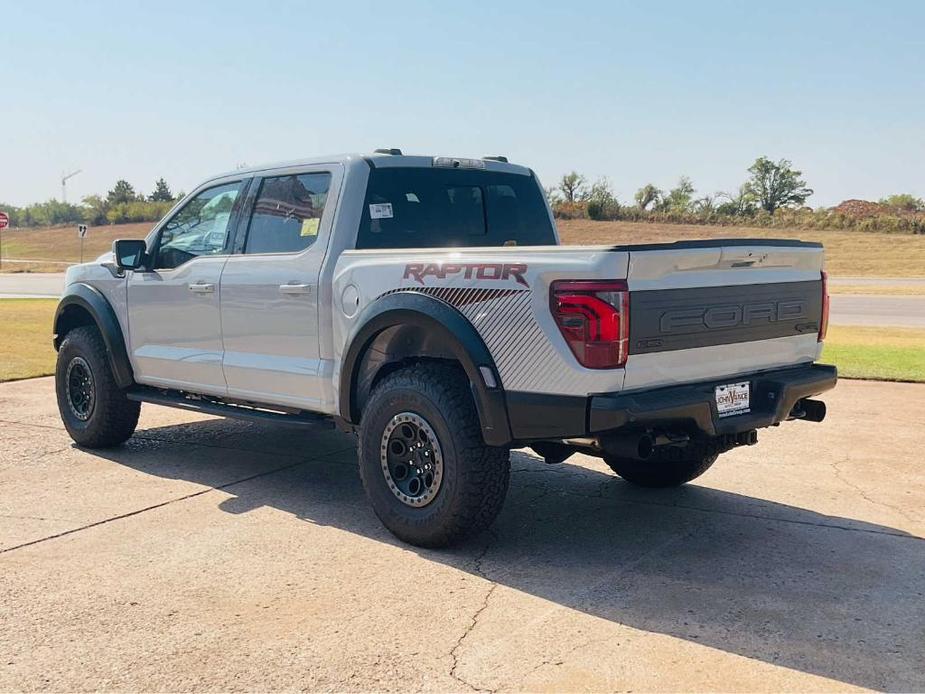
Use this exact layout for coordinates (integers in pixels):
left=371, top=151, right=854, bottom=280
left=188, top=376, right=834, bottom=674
left=113, top=239, right=147, bottom=271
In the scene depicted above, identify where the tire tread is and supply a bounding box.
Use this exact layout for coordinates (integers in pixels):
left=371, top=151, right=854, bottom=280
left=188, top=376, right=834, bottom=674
left=358, top=362, right=509, bottom=547
left=56, top=325, right=139, bottom=448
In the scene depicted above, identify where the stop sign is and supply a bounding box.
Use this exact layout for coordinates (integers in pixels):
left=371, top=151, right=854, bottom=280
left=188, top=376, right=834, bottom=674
left=0, top=211, right=8, bottom=230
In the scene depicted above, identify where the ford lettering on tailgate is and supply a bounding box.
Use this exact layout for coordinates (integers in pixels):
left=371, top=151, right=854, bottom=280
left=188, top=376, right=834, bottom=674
left=659, top=300, right=807, bottom=334
left=630, top=280, right=823, bottom=354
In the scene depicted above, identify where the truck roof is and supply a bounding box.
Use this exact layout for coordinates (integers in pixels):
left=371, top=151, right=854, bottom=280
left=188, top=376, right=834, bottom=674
left=207, top=152, right=532, bottom=184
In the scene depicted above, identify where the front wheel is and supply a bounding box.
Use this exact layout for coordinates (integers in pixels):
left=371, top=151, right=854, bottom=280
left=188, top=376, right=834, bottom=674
left=604, top=449, right=719, bottom=488
left=357, top=363, right=510, bottom=548
left=55, top=326, right=140, bottom=448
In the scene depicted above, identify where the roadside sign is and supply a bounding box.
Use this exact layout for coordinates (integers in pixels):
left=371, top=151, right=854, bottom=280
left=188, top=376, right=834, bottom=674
left=77, top=224, right=89, bottom=263
left=0, top=211, right=6, bottom=269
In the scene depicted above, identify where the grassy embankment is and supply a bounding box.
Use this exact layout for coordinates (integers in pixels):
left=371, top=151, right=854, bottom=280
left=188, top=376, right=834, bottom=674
left=0, top=222, right=152, bottom=272
left=1, top=298, right=922, bottom=384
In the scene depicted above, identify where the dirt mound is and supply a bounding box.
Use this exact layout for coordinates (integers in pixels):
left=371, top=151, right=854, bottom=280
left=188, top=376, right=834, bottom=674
left=833, top=199, right=886, bottom=217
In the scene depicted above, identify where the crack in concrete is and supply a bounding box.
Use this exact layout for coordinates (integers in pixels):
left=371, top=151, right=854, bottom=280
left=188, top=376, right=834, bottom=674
left=448, top=532, right=500, bottom=693
left=0, top=445, right=356, bottom=556
left=494, top=530, right=693, bottom=691
left=830, top=455, right=920, bottom=526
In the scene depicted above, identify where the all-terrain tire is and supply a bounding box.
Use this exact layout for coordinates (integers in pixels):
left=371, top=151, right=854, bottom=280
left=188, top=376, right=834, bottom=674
left=55, top=325, right=140, bottom=448
left=357, top=362, right=510, bottom=548
left=603, top=447, right=719, bottom=488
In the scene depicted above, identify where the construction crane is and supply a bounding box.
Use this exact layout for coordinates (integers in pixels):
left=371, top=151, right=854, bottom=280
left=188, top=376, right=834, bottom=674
left=61, top=169, right=82, bottom=202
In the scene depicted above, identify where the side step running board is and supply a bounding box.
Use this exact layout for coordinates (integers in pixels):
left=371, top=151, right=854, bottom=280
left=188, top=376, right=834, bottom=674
left=126, top=388, right=333, bottom=429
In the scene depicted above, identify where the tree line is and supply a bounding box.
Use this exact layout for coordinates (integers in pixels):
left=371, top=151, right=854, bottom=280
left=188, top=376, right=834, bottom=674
left=3, top=161, right=923, bottom=234
left=0, top=178, right=182, bottom=229
left=549, top=156, right=925, bottom=234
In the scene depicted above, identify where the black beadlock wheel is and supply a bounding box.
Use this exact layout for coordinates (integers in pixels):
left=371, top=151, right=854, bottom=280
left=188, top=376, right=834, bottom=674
left=380, top=412, right=445, bottom=508
left=357, top=362, right=510, bottom=548
left=55, top=326, right=140, bottom=448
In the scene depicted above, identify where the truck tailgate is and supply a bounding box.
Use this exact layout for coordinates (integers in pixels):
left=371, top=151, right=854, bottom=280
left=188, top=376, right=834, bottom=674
left=622, top=240, right=826, bottom=391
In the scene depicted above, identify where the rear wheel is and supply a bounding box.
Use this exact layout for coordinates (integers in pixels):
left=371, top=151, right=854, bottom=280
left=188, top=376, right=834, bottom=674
left=55, top=326, right=140, bottom=448
left=604, top=448, right=719, bottom=488
left=357, top=362, right=510, bottom=548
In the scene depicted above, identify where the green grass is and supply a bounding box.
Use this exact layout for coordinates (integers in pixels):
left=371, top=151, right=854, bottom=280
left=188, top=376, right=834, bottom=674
left=0, top=299, right=57, bottom=382
left=821, top=325, right=925, bottom=382
left=0, top=299, right=923, bottom=384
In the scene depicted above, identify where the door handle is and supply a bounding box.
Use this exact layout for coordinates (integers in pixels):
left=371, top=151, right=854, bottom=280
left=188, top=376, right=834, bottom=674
left=279, top=283, right=312, bottom=295
left=188, top=282, right=215, bottom=293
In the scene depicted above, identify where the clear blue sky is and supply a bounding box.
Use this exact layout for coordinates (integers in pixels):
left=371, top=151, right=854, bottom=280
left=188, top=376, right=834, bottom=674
left=2, top=0, right=923, bottom=207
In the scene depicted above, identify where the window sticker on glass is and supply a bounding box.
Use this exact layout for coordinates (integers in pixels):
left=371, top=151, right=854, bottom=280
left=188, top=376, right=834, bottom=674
left=370, top=202, right=393, bottom=219
left=300, top=218, right=319, bottom=237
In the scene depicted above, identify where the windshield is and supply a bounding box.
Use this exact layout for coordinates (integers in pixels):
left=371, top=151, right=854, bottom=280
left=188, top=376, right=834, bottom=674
left=357, top=167, right=556, bottom=249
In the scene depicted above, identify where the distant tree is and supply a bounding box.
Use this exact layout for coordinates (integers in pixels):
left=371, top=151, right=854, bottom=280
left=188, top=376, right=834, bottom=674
left=878, top=193, right=924, bottom=213
left=81, top=194, right=110, bottom=226
left=586, top=177, right=621, bottom=220
left=716, top=185, right=758, bottom=216
left=107, top=179, right=139, bottom=205
left=558, top=171, right=588, bottom=203
left=544, top=185, right=563, bottom=206
left=745, top=157, right=813, bottom=214
left=634, top=183, right=663, bottom=211
left=692, top=194, right=718, bottom=215
left=664, top=176, right=695, bottom=212
left=149, top=178, right=174, bottom=202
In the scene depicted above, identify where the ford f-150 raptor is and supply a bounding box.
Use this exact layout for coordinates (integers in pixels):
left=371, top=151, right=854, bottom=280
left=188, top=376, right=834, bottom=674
left=53, top=150, right=836, bottom=547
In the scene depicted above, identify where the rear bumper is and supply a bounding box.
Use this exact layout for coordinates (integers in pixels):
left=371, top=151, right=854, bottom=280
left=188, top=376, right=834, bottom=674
left=506, top=363, right=837, bottom=441
left=589, top=363, right=837, bottom=437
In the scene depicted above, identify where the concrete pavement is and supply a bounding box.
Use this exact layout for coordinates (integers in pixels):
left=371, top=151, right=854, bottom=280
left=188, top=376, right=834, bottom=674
left=0, top=376, right=923, bottom=691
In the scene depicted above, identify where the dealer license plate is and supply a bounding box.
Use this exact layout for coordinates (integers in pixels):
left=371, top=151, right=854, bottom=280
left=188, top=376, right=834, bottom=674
left=715, top=381, right=750, bottom=417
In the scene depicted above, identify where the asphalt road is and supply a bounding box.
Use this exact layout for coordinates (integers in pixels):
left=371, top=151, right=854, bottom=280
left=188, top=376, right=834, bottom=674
left=0, top=272, right=65, bottom=299
left=2, top=272, right=924, bottom=327
left=1, top=377, right=923, bottom=691
left=828, top=276, right=925, bottom=287
left=830, top=294, right=925, bottom=328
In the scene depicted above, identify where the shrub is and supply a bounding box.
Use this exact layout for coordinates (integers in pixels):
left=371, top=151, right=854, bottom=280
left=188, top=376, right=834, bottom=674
left=552, top=200, right=588, bottom=219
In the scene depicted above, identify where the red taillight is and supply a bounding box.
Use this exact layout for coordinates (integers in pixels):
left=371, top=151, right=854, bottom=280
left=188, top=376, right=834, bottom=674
left=819, top=270, right=830, bottom=342
left=550, top=279, right=630, bottom=369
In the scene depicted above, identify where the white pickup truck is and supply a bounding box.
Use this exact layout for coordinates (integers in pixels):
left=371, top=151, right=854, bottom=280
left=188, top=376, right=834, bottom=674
left=53, top=150, right=836, bottom=547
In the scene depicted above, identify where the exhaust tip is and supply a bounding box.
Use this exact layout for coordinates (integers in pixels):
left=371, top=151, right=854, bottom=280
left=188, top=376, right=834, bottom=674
left=794, top=398, right=827, bottom=423
left=599, top=432, right=655, bottom=461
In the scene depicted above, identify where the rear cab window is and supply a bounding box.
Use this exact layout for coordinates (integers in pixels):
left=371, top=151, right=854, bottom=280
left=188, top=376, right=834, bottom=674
left=357, top=166, right=556, bottom=249
left=243, top=172, right=332, bottom=255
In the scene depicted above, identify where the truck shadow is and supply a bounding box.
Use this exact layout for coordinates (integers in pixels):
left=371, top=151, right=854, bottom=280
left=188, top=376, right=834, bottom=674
left=93, top=417, right=924, bottom=691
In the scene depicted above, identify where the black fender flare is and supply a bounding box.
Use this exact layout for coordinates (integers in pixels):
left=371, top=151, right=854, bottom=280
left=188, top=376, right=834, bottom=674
left=339, top=291, right=513, bottom=446
left=53, top=283, right=135, bottom=389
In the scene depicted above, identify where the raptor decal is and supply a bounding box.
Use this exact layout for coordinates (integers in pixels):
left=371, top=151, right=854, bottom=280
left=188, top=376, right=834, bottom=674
left=403, top=262, right=529, bottom=288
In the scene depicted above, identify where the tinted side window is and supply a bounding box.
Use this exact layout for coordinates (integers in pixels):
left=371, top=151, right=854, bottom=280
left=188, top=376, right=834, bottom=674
left=244, top=173, right=331, bottom=255
left=357, top=167, right=555, bottom=249
left=155, top=181, right=244, bottom=270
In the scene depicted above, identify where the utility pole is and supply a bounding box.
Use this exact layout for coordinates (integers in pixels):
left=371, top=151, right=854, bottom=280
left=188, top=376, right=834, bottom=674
left=61, top=169, right=82, bottom=202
